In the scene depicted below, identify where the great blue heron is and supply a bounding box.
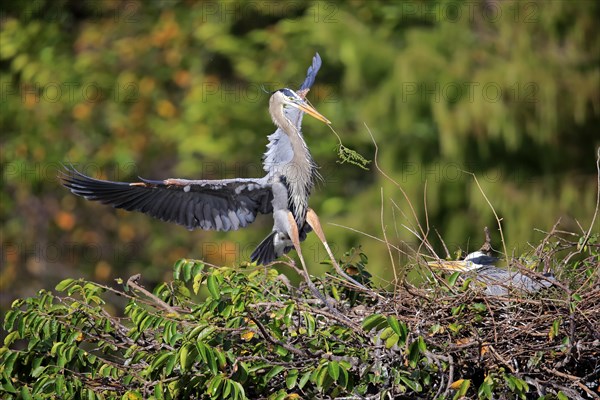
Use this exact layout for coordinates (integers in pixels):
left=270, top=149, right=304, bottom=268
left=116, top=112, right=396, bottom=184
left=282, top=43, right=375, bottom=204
left=61, top=53, right=365, bottom=299
left=428, top=251, right=555, bottom=296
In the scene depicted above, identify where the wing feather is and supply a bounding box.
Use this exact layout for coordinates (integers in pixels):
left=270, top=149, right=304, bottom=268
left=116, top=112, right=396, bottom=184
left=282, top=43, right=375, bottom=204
left=60, top=167, right=273, bottom=232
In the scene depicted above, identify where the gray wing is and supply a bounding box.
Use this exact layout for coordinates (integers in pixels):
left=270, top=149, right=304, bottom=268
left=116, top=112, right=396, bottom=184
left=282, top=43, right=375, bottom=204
left=475, top=267, right=554, bottom=296
left=61, top=167, right=273, bottom=231
left=263, top=53, right=322, bottom=172
left=299, top=52, right=322, bottom=91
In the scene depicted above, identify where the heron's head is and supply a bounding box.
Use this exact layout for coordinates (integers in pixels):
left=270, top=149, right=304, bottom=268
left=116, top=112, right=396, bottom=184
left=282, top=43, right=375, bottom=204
left=270, top=88, right=330, bottom=124
left=427, top=251, right=497, bottom=273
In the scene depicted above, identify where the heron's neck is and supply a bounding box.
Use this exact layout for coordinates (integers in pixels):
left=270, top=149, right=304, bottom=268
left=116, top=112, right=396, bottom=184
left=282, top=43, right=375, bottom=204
left=269, top=102, right=299, bottom=138
left=268, top=103, right=312, bottom=164
left=268, top=102, right=316, bottom=224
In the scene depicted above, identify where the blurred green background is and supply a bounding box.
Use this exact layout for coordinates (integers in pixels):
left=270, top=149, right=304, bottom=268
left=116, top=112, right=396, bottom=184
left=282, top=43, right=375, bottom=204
left=1, top=0, right=599, bottom=307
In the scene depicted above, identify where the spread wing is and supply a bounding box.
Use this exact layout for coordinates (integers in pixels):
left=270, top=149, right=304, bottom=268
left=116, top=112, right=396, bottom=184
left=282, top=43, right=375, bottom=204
left=299, top=52, right=322, bottom=91
left=60, top=167, right=273, bottom=231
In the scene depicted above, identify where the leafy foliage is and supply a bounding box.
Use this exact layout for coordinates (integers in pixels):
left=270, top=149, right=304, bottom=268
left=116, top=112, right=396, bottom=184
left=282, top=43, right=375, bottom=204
left=2, top=234, right=598, bottom=399
left=1, top=1, right=599, bottom=309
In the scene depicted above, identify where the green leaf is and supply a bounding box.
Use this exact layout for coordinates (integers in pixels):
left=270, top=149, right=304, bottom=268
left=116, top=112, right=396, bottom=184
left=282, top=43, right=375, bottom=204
left=299, top=370, right=312, bottom=389
left=266, top=365, right=285, bottom=382
left=124, top=390, right=143, bottom=400
left=179, top=344, right=192, bottom=371
left=193, top=326, right=216, bottom=342
left=362, top=314, right=386, bottom=331
left=339, top=364, right=349, bottom=387
left=30, top=365, right=46, bottom=378
left=303, top=312, right=316, bottom=336
left=222, top=380, right=233, bottom=399
left=183, top=260, right=193, bottom=282
left=316, top=365, right=329, bottom=389
left=173, top=259, right=186, bottom=280
left=448, top=271, right=460, bottom=286
left=399, top=375, right=422, bottom=392
left=55, top=278, right=75, bottom=292
left=408, top=339, right=421, bottom=368
left=214, top=348, right=226, bottom=370
left=275, top=346, right=288, bottom=357
left=1, top=371, right=18, bottom=393
left=99, top=364, right=113, bottom=378
left=207, top=375, right=224, bottom=397
left=417, top=336, right=427, bottom=352
left=193, top=273, right=203, bottom=295
left=283, top=303, right=295, bottom=325
left=286, top=369, right=299, bottom=389
left=461, top=278, right=473, bottom=291
left=549, top=318, right=561, bottom=340
left=20, top=386, right=33, bottom=400
left=331, top=284, right=340, bottom=301
left=154, top=383, right=165, bottom=400
left=165, top=353, right=178, bottom=375
left=4, top=331, right=20, bottom=346
left=477, top=375, right=493, bottom=400
left=327, top=361, right=340, bottom=381
left=453, top=379, right=470, bottom=399
left=3, top=310, right=18, bottom=331
left=385, top=333, right=399, bottom=349
left=207, top=275, right=220, bottom=300
left=233, top=361, right=248, bottom=383
left=204, top=347, right=218, bottom=375
left=379, top=326, right=393, bottom=340
left=150, top=352, right=172, bottom=370
left=271, top=391, right=286, bottom=400
left=51, top=341, right=64, bottom=356
left=387, top=316, right=401, bottom=336
left=557, top=391, right=569, bottom=400
left=231, top=381, right=245, bottom=400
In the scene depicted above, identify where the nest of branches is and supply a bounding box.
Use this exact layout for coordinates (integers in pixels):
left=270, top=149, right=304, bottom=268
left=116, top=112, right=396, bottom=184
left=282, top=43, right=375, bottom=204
left=336, top=224, right=600, bottom=399
left=362, top=269, right=600, bottom=399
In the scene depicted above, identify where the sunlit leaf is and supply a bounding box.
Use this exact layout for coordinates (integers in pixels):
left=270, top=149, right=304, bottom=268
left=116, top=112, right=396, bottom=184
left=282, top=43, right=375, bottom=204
left=327, top=361, right=340, bottom=381
left=207, top=275, right=220, bottom=300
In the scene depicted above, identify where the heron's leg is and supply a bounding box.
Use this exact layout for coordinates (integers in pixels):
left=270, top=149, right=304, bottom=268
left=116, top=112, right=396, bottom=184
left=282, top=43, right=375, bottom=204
left=285, top=212, right=336, bottom=309
left=306, top=208, right=368, bottom=290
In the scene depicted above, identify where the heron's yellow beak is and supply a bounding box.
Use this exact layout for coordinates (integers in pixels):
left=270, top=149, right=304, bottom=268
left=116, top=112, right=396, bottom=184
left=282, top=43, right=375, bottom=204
left=295, top=102, right=331, bottom=124
left=427, top=260, right=469, bottom=272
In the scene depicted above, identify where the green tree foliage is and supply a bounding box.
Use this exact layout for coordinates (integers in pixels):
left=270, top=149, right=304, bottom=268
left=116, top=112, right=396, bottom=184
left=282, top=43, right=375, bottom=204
left=2, top=233, right=598, bottom=399
left=1, top=1, right=599, bottom=309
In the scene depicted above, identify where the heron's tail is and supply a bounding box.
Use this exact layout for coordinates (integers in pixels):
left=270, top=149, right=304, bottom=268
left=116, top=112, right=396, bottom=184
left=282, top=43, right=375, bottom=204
left=250, top=224, right=312, bottom=265
left=251, top=232, right=278, bottom=265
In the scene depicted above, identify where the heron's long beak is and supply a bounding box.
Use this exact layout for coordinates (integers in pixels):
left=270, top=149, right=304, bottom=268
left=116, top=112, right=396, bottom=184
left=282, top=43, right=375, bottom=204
left=294, top=102, right=331, bottom=124
left=427, top=260, right=469, bottom=272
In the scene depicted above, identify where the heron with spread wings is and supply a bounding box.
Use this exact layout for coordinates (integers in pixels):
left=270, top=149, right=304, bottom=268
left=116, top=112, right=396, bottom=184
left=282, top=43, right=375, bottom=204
left=61, top=53, right=364, bottom=296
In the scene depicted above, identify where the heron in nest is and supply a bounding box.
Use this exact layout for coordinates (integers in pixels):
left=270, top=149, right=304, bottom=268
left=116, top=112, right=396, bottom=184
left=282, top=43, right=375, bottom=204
left=428, top=251, right=555, bottom=296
